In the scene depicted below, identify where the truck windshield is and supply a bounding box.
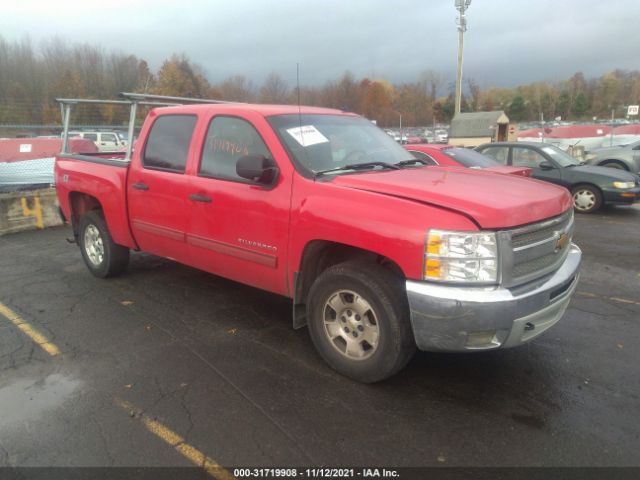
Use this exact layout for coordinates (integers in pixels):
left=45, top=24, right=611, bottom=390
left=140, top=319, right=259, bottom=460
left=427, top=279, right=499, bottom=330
left=267, top=114, right=416, bottom=175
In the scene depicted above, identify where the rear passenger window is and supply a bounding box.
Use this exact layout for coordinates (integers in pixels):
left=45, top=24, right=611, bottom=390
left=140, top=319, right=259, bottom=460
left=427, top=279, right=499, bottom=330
left=84, top=133, right=98, bottom=141
left=143, top=115, right=197, bottom=173
left=480, top=146, right=508, bottom=164
left=408, top=150, right=438, bottom=165
left=199, top=116, right=271, bottom=182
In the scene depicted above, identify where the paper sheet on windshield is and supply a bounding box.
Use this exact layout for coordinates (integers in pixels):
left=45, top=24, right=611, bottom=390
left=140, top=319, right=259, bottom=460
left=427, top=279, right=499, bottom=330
left=286, top=125, right=329, bottom=147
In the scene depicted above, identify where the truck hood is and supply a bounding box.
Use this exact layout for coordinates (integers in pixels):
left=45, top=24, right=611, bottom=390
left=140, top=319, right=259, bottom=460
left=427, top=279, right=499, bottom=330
left=330, top=166, right=571, bottom=229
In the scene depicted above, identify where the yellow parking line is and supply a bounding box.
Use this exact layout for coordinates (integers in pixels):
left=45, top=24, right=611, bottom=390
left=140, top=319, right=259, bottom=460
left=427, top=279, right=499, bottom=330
left=0, top=302, right=60, bottom=356
left=576, top=291, right=640, bottom=307
left=114, top=398, right=235, bottom=480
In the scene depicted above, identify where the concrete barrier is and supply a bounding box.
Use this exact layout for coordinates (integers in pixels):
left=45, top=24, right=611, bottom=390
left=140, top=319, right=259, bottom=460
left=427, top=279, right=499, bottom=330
left=0, top=188, right=64, bottom=236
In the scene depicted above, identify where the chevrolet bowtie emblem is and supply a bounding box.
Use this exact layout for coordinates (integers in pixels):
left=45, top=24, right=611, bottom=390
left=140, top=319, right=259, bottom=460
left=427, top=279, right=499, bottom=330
left=555, top=232, right=569, bottom=252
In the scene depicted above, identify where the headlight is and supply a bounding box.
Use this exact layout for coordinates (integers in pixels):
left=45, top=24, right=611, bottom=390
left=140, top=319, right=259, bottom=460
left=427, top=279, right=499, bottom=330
left=425, top=230, right=498, bottom=283
left=613, top=181, right=635, bottom=189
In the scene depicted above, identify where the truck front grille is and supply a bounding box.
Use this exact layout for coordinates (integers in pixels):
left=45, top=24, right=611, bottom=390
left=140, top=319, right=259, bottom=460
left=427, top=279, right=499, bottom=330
left=512, top=252, right=560, bottom=278
left=501, top=210, right=574, bottom=287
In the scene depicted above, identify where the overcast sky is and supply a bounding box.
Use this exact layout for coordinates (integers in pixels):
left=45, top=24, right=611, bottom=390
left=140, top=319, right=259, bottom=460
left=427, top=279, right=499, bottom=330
left=1, top=0, right=639, bottom=91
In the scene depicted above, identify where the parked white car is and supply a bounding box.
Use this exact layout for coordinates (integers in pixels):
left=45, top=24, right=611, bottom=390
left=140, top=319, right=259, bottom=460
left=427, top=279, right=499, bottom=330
left=68, top=131, right=127, bottom=152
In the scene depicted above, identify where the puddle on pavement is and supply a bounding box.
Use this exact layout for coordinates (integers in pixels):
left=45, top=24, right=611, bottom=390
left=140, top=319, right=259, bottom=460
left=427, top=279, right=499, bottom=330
left=0, top=374, right=81, bottom=428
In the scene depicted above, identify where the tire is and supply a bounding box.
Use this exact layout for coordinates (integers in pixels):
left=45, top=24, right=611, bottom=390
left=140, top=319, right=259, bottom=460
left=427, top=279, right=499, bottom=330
left=571, top=184, right=602, bottom=214
left=78, top=210, right=129, bottom=278
left=600, top=160, right=628, bottom=171
left=306, top=261, right=415, bottom=383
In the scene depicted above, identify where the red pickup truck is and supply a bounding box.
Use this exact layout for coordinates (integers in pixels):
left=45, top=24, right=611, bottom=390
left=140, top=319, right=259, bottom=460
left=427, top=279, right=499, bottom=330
left=55, top=95, right=582, bottom=382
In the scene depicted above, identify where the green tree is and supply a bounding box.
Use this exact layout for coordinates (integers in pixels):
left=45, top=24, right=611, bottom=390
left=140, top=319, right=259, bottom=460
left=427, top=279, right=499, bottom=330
left=572, top=92, right=589, bottom=118
left=556, top=91, right=571, bottom=118
left=508, top=95, right=527, bottom=121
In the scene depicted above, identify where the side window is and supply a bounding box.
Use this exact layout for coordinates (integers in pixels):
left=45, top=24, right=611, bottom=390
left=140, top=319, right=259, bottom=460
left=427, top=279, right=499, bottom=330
left=480, top=146, right=508, bottom=164
left=408, top=150, right=438, bottom=165
left=143, top=115, right=197, bottom=173
left=513, top=147, right=548, bottom=168
left=199, top=116, right=271, bottom=182
left=101, top=133, right=117, bottom=143
left=83, top=133, right=98, bottom=141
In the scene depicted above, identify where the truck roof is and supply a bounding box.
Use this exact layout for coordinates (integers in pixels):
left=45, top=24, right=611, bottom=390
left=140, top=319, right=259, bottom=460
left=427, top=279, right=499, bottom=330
left=149, top=103, right=350, bottom=117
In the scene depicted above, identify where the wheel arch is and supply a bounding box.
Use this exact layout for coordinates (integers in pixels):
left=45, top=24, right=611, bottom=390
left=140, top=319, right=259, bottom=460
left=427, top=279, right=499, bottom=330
left=598, top=159, right=629, bottom=170
left=292, top=240, right=405, bottom=329
left=69, top=191, right=103, bottom=240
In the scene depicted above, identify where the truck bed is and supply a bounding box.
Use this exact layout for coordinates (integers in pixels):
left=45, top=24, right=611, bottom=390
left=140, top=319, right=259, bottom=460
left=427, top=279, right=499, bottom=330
left=55, top=153, right=136, bottom=249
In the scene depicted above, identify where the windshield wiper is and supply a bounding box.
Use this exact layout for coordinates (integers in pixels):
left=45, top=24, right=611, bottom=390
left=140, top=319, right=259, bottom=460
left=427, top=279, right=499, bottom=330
left=396, top=158, right=430, bottom=167
left=315, top=161, right=400, bottom=176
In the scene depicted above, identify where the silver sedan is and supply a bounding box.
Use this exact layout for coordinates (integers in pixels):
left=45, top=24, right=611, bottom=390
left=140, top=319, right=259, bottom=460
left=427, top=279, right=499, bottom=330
left=585, top=140, right=640, bottom=174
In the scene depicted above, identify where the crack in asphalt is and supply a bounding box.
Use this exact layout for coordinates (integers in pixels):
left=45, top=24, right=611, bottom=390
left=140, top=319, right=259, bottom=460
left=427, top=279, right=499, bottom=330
left=0, top=438, right=10, bottom=466
left=90, top=414, right=116, bottom=467
left=133, top=315, right=317, bottom=463
left=178, top=383, right=195, bottom=442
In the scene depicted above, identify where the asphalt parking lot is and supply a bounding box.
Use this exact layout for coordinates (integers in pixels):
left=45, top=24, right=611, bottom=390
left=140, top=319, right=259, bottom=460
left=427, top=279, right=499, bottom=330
left=0, top=205, right=639, bottom=475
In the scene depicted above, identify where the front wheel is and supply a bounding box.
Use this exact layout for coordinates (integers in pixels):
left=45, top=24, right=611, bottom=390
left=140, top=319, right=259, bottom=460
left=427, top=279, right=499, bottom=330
left=571, top=185, right=602, bottom=214
left=307, top=261, right=415, bottom=383
left=78, top=210, right=129, bottom=278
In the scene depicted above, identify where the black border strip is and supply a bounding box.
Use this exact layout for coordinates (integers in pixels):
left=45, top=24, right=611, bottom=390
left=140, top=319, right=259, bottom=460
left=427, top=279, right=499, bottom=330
left=57, top=153, right=129, bottom=168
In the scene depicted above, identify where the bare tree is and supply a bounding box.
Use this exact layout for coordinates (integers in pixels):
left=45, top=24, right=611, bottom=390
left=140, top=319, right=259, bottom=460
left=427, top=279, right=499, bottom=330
left=466, top=78, right=480, bottom=111
left=420, top=69, right=444, bottom=102
left=259, top=73, right=289, bottom=103
left=217, top=75, right=256, bottom=102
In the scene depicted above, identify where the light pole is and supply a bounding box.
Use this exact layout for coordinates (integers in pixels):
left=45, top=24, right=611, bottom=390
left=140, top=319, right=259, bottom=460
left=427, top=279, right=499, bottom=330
left=454, top=0, right=471, bottom=117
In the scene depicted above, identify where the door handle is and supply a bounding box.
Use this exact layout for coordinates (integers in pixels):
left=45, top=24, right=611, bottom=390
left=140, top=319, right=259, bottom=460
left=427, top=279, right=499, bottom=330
left=131, top=182, right=149, bottom=191
left=189, top=193, right=212, bottom=203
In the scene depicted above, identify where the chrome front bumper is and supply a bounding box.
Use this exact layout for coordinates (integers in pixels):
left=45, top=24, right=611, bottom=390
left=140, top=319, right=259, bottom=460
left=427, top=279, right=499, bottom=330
left=406, top=244, right=582, bottom=352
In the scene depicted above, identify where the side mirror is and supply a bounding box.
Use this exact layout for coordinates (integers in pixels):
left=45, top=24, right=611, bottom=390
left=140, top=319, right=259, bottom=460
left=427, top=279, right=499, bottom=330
left=539, top=161, right=555, bottom=170
left=236, top=155, right=279, bottom=185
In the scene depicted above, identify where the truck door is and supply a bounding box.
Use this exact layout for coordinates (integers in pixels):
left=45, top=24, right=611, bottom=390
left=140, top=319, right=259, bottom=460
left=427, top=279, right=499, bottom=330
left=127, top=114, right=198, bottom=264
left=186, top=114, right=291, bottom=296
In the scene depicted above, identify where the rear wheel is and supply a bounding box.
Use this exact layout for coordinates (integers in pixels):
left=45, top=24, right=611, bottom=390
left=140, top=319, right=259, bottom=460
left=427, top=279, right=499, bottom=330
left=307, top=261, right=415, bottom=383
left=78, top=210, right=129, bottom=277
left=571, top=184, right=602, bottom=214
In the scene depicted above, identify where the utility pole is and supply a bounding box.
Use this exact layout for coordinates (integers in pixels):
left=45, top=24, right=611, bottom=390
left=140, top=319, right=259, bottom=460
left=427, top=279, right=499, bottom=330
left=454, top=0, right=471, bottom=116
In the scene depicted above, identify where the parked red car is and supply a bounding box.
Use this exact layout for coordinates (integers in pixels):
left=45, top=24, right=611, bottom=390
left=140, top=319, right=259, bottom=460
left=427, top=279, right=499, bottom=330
left=404, top=144, right=533, bottom=177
